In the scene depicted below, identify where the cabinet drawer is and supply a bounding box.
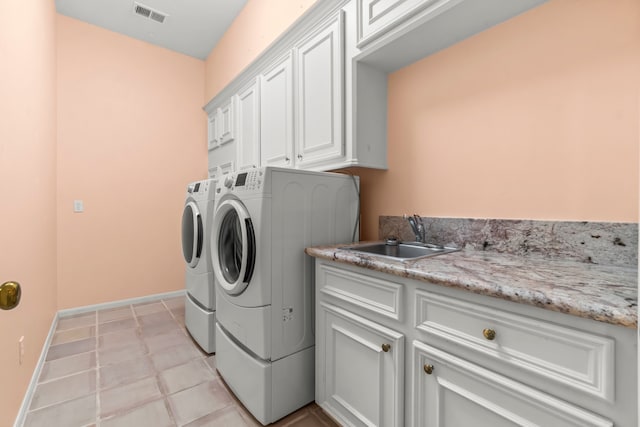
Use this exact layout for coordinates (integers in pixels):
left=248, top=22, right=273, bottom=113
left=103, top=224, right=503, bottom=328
left=318, top=263, right=403, bottom=320
left=412, top=340, right=612, bottom=427
left=414, top=289, right=615, bottom=402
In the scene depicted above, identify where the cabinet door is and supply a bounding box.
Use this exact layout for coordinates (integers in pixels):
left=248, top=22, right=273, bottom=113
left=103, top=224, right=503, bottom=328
left=207, top=110, right=219, bottom=151
left=357, top=0, right=438, bottom=47
left=260, top=52, right=294, bottom=167
left=219, top=98, right=235, bottom=145
left=295, top=12, right=344, bottom=168
left=412, top=341, right=612, bottom=427
left=236, top=79, right=260, bottom=171
left=319, top=303, right=404, bottom=427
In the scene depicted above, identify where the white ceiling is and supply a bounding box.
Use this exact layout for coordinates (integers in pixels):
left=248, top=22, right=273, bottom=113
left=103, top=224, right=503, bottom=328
left=55, top=0, right=248, bottom=60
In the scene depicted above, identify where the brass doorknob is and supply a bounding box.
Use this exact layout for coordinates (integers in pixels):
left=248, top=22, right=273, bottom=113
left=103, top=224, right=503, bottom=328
left=0, top=281, right=21, bottom=310
left=423, top=364, right=434, bottom=375
left=381, top=343, right=391, bottom=352
left=483, top=328, right=496, bottom=340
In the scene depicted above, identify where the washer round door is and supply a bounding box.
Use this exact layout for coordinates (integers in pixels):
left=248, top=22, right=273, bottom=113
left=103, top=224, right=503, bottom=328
left=212, top=199, right=256, bottom=295
left=182, top=201, right=203, bottom=268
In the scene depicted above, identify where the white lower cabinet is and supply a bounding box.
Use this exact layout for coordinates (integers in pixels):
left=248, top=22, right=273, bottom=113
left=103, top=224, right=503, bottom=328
left=412, top=340, right=612, bottom=427
left=314, top=259, right=637, bottom=427
left=318, top=303, right=404, bottom=427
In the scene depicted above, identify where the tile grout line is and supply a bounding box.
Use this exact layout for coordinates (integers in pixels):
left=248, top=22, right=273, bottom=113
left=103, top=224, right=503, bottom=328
left=162, top=298, right=192, bottom=341
left=35, top=366, right=96, bottom=386
left=20, top=383, right=97, bottom=415
left=161, top=301, right=180, bottom=427
left=147, top=302, right=180, bottom=426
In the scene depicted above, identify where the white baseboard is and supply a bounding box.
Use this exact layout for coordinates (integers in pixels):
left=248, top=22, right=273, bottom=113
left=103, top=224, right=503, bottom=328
left=58, top=290, right=185, bottom=318
left=13, top=289, right=185, bottom=426
left=13, top=313, right=58, bottom=427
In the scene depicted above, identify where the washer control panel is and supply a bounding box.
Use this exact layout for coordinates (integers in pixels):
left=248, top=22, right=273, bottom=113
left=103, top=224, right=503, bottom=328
left=221, top=169, right=264, bottom=192
left=187, top=179, right=214, bottom=198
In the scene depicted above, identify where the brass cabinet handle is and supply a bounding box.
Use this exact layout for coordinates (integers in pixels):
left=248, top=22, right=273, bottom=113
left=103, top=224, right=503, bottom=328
left=423, top=364, right=434, bottom=375
left=0, top=281, right=21, bottom=310
left=483, top=328, right=496, bottom=340
left=381, top=343, right=391, bottom=352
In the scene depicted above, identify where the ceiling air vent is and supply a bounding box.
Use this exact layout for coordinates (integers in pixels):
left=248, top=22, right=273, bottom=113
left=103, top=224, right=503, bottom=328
left=133, top=2, right=168, bottom=23
left=149, top=11, right=166, bottom=23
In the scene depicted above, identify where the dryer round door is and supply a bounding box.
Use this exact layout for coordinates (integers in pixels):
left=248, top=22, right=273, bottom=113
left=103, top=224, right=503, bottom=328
left=181, top=201, right=203, bottom=268
left=212, top=199, right=256, bottom=295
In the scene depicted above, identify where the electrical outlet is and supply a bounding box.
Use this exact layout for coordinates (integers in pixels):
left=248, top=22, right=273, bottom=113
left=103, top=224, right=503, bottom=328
left=18, top=336, right=24, bottom=365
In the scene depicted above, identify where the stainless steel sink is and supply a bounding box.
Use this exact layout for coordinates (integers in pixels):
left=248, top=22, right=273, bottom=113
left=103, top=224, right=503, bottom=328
left=340, top=241, right=459, bottom=261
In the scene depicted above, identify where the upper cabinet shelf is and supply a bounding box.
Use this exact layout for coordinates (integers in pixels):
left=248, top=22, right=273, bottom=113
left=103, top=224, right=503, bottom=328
left=354, top=0, right=547, bottom=72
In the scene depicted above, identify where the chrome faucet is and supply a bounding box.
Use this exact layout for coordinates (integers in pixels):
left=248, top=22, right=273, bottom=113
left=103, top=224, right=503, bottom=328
left=403, top=214, right=425, bottom=243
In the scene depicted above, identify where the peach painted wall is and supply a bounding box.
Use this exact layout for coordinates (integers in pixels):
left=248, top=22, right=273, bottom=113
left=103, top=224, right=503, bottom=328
left=0, top=0, right=58, bottom=424
left=355, top=0, right=639, bottom=240
left=57, top=15, right=207, bottom=309
left=204, top=0, right=316, bottom=102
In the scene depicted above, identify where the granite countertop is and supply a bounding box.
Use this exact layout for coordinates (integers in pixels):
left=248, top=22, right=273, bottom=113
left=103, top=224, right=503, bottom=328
left=305, top=243, right=638, bottom=328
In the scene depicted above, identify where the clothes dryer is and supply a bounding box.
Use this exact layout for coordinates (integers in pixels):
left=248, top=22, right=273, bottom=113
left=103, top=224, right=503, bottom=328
left=211, top=167, right=359, bottom=425
left=182, top=178, right=217, bottom=353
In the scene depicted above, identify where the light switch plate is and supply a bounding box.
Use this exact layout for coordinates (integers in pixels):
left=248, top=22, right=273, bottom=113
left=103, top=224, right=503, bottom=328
left=73, top=200, right=84, bottom=213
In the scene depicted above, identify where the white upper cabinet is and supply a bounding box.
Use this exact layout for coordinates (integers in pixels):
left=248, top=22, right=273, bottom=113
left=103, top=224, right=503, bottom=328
left=218, top=98, right=235, bottom=145
left=207, top=99, right=237, bottom=178
left=208, top=97, right=235, bottom=151
left=294, top=12, right=344, bottom=169
left=357, top=0, right=436, bottom=47
left=236, top=78, right=261, bottom=171
left=207, top=112, right=219, bottom=151
left=259, top=52, right=294, bottom=168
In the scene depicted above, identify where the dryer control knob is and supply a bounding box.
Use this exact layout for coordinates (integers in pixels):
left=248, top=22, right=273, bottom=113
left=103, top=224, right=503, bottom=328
left=224, top=176, right=234, bottom=188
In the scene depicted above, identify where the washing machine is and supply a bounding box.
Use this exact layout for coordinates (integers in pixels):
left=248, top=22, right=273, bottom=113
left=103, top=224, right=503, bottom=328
left=211, top=167, right=359, bottom=425
left=182, top=178, right=217, bottom=353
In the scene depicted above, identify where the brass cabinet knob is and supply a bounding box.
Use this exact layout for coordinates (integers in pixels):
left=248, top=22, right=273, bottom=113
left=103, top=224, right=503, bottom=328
left=381, top=343, right=391, bottom=352
left=0, top=281, right=21, bottom=310
left=423, top=364, right=434, bottom=375
left=483, top=328, right=496, bottom=340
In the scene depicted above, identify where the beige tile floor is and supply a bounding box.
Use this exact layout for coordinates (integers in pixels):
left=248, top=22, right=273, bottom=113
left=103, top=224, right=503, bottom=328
left=21, top=297, right=339, bottom=427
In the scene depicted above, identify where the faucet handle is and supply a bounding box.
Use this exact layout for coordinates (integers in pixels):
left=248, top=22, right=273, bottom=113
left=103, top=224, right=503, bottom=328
left=413, top=214, right=426, bottom=243
left=404, top=214, right=420, bottom=240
